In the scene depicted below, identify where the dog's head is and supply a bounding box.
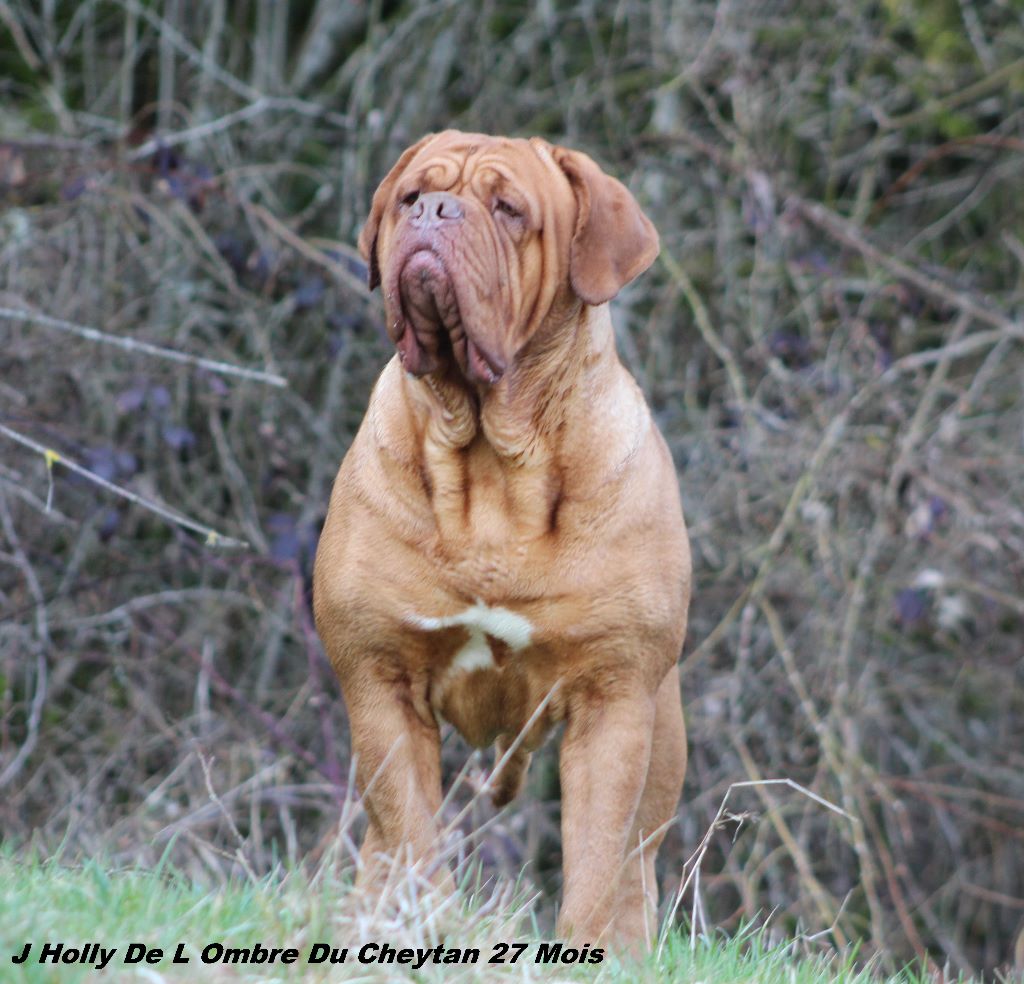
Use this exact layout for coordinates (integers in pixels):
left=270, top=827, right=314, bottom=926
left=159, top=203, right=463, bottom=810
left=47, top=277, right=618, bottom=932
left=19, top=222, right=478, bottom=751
left=358, top=131, right=659, bottom=386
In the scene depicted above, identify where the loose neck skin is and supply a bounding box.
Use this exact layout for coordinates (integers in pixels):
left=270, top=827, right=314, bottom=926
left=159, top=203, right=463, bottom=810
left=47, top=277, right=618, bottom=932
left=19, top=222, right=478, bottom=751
left=381, top=301, right=645, bottom=544
left=404, top=299, right=619, bottom=461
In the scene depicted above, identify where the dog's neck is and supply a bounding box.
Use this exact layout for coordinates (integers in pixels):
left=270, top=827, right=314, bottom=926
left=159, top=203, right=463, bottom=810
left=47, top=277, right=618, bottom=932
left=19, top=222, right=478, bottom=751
left=379, top=302, right=647, bottom=543
left=404, top=301, right=615, bottom=457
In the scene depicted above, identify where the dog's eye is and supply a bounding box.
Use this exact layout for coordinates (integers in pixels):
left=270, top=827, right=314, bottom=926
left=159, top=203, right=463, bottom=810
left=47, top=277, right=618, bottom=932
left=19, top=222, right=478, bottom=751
left=494, top=198, right=522, bottom=219
left=400, top=190, right=420, bottom=208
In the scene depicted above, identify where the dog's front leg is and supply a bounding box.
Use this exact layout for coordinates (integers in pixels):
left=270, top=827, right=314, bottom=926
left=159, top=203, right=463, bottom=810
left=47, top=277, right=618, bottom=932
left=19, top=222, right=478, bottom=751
left=343, top=679, right=448, bottom=890
left=555, top=690, right=655, bottom=946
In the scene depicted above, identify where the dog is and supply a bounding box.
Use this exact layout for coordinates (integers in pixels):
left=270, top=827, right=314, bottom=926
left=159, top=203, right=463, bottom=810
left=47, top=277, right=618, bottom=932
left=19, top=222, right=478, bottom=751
left=313, top=131, right=690, bottom=946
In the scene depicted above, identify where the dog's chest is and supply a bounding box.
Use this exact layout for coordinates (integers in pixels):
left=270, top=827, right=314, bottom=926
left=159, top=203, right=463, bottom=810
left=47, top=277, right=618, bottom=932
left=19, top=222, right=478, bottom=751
left=408, top=600, right=533, bottom=671
left=421, top=432, right=563, bottom=547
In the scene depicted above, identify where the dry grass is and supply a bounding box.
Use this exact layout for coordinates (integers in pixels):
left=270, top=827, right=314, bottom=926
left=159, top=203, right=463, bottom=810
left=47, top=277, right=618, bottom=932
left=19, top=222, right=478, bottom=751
left=1, top=0, right=1023, bottom=977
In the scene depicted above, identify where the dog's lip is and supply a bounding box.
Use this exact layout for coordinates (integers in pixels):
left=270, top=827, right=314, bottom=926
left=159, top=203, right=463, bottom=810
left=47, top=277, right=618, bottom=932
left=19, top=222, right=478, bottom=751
left=399, top=248, right=450, bottom=302
left=465, top=336, right=505, bottom=384
left=390, top=248, right=451, bottom=376
left=390, top=247, right=506, bottom=386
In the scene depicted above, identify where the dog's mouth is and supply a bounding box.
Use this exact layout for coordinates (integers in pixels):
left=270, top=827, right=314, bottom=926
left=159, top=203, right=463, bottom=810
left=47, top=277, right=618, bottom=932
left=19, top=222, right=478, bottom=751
left=394, top=249, right=505, bottom=385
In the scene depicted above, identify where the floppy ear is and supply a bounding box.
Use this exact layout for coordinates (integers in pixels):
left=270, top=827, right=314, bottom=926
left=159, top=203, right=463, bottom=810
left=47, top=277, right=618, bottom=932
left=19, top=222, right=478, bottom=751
left=551, top=146, right=659, bottom=306
left=358, top=134, right=436, bottom=290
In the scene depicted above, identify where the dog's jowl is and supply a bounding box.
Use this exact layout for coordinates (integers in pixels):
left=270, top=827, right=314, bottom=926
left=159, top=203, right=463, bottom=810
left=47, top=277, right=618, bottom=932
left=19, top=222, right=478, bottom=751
left=313, top=131, right=691, bottom=947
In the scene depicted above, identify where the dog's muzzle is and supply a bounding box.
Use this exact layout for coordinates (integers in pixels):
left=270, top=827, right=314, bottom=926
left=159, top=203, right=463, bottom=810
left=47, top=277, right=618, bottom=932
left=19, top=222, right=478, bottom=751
left=392, top=195, right=506, bottom=386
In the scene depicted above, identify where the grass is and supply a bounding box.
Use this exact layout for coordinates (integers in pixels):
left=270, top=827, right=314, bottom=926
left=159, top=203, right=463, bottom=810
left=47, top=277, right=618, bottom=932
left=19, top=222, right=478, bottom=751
left=0, top=854, right=938, bottom=984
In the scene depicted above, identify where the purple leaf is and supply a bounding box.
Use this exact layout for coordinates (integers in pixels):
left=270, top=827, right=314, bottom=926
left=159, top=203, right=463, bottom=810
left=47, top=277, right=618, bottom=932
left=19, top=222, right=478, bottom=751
left=293, top=274, right=325, bottom=311
left=267, top=513, right=299, bottom=562
left=271, top=530, right=301, bottom=563
left=266, top=513, right=295, bottom=534
left=115, top=451, right=138, bottom=476
left=200, top=370, right=230, bottom=397
left=116, top=385, right=147, bottom=414
left=342, top=254, right=367, bottom=281
left=768, top=330, right=812, bottom=367
left=84, top=447, right=118, bottom=482
left=62, top=176, right=89, bottom=201
left=327, top=331, right=347, bottom=358
left=149, top=386, right=171, bottom=411
left=162, top=425, right=196, bottom=451
left=215, top=233, right=246, bottom=274
left=98, top=507, right=122, bottom=540
left=248, top=249, right=277, bottom=284
left=82, top=446, right=137, bottom=481
left=151, top=142, right=180, bottom=177
left=894, top=588, right=928, bottom=629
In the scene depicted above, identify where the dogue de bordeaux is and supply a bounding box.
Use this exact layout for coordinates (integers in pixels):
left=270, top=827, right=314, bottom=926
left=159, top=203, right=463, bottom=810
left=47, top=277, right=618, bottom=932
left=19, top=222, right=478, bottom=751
left=313, top=130, right=691, bottom=946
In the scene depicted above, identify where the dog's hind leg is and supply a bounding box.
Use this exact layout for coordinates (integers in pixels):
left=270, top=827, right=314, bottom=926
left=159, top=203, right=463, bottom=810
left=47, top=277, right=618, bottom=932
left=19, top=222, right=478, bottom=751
left=490, top=736, right=532, bottom=808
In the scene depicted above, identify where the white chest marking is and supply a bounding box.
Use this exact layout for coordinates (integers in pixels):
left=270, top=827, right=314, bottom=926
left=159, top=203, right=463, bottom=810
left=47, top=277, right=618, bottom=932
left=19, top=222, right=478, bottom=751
left=407, top=601, right=533, bottom=675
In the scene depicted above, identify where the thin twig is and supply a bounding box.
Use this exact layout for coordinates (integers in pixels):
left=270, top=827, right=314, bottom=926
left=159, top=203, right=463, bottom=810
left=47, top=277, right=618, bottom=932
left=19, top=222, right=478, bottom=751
left=790, top=199, right=1023, bottom=336
left=116, top=0, right=350, bottom=128
left=666, top=127, right=1024, bottom=336
left=247, top=203, right=370, bottom=299
left=125, top=96, right=351, bottom=160
left=683, top=312, right=1024, bottom=671
left=0, top=423, right=248, bottom=549
left=0, top=488, right=49, bottom=790
left=198, top=752, right=260, bottom=884
left=660, top=248, right=749, bottom=409
left=660, top=776, right=856, bottom=957
left=0, top=306, right=287, bottom=386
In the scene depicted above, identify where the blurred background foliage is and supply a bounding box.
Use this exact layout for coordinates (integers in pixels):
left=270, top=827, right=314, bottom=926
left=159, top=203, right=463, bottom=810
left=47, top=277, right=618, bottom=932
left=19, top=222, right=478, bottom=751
left=1, top=0, right=1023, bottom=976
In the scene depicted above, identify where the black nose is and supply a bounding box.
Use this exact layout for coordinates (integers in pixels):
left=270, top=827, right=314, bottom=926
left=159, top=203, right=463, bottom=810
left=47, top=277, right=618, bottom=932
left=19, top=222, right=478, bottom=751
left=409, top=192, right=465, bottom=228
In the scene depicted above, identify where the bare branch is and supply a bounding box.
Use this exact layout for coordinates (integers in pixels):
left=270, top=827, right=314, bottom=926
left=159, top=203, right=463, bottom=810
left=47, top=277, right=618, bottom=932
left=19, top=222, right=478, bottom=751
left=0, top=306, right=288, bottom=387
left=0, top=423, right=248, bottom=549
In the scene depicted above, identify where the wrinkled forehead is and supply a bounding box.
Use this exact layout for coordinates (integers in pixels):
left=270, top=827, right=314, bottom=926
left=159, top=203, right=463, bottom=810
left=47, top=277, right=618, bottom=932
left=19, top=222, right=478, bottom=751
left=403, top=132, right=564, bottom=199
